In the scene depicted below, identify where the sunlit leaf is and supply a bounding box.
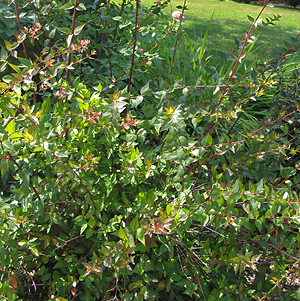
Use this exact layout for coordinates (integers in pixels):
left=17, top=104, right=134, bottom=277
left=30, top=247, right=39, bottom=256
left=74, top=24, right=85, bottom=35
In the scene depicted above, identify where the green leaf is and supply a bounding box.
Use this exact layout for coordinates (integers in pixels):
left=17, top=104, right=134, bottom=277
left=19, top=169, right=30, bottom=189
left=232, top=180, right=239, bottom=193
left=96, top=83, right=102, bottom=92
left=8, top=63, right=21, bottom=73
left=130, top=215, right=139, bottom=231
left=56, top=27, right=71, bottom=35
left=74, top=24, right=85, bottom=35
left=10, top=131, right=23, bottom=141
left=60, top=1, right=74, bottom=9
left=247, top=15, right=254, bottom=22
left=112, top=16, right=123, bottom=21
left=80, top=223, right=88, bottom=235
left=132, top=95, right=143, bottom=108
left=41, top=96, right=51, bottom=121
left=88, top=216, right=96, bottom=228
left=5, top=119, right=15, bottom=135
left=3, top=75, right=14, bottom=84
left=249, top=181, right=255, bottom=193
left=49, top=28, right=56, bottom=39
left=66, top=34, right=74, bottom=48
left=140, top=82, right=149, bottom=95
left=30, top=247, right=39, bottom=256
left=18, top=57, right=32, bottom=68
left=4, top=40, right=11, bottom=51
left=166, top=204, right=172, bottom=216
left=0, top=62, right=8, bottom=73
left=136, top=228, right=145, bottom=245
left=2, top=140, right=17, bottom=155
left=177, top=148, right=186, bottom=162
left=255, top=220, right=262, bottom=232
left=85, top=228, right=93, bottom=239
left=201, top=134, right=212, bottom=146
left=42, top=273, right=51, bottom=281
left=119, top=227, right=126, bottom=239
left=1, top=159, right=9, bottom=178
left=77, top=3, right=86, bottom=11
left=0, top=82, right=7, bottom=91
left=255, top=179, right=264, bottom=194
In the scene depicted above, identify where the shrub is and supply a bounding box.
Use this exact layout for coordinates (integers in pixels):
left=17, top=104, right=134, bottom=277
left=0, top=1, right=300, bottom=301
left=287, top=0, right=300, bottom=7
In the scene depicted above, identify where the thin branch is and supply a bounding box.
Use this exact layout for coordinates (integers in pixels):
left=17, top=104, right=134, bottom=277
left=127, top=0, right=139, bottom=94
left=168, top=0, right=187, bottom=83
left=206, top=0, right=271, bottom=136
left=14, top=0, right=37, bottom=104
left=66, top=0, right=79, bottom=84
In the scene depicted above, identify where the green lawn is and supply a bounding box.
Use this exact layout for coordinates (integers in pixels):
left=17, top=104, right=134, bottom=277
left=143, top=0, right=300, bottom=65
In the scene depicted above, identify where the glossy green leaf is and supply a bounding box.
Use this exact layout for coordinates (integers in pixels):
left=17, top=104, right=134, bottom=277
left=119, top=227, right=126, bottom=239
left=5, top=119, right=15, bottom=135
left=88, top=216, right=96, bottom=228
left=74, top=24, right=85, bottom=35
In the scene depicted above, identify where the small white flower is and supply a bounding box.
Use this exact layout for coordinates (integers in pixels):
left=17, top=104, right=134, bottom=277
left=172, top=11, right=184, bottom=24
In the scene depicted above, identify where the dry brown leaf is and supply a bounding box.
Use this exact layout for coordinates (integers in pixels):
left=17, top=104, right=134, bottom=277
left=9, top=276, right=18, bottom=288
left=71, top=287, right=76, bottom=296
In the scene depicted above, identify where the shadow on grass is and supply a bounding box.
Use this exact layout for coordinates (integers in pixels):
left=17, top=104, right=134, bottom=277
left=183, top=17, right=299, bottom=66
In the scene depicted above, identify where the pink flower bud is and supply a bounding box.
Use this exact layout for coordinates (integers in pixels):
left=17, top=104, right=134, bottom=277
left=172, top=11, right=184, bottom=24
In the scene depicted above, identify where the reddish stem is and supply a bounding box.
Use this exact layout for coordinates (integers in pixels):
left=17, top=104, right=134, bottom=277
left=13, top=0, right=37, bottom=104
left=14, top=0, right=28, bottom=59
left=95, top=1, right=111, bottom=81
left=127, top=0, right=139, bottom=94
left=168, top=0, right=187, bottom=83
left=206, top=0, right=271, bottom=136
left=66, top=0, right=79, bottom=84
left=274, top=162, right=300, bottom=190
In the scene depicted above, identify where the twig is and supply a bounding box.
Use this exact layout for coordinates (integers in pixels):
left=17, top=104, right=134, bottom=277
left=127, top=0, right=139, bottom=94
left=66, top=0, right=79, bottom=85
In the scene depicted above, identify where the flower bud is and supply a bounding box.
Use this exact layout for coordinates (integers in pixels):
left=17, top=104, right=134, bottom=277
left=172, top=11, right=184, bottom=24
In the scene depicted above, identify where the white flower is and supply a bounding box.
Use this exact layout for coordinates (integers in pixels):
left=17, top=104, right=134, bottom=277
left=172, top=11, right=184, bottom=24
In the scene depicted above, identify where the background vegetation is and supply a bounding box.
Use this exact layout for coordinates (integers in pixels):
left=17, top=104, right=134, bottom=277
left=146, top=0, right=300, bottom=65
left=0, top=0, right=300, bottom=300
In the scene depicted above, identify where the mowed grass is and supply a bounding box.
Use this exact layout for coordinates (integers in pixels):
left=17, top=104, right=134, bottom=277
left=142, top=0, right=300, bottom=65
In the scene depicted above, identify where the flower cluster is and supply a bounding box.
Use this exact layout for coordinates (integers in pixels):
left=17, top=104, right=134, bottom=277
left=172, top=11, right=184, bottom=24
left=23, top=22, right=42, bottom=39
left=120, top=117, right=137, bottom=129
left=54, top=87, right=70, bottom=98
left=70, top=39, right=90, bottom=52
left=84, top=110, right=101, bottom=125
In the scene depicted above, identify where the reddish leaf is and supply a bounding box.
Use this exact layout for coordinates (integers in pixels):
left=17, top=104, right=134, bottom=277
left=145, top=234, right=152, bottom=249
left=9, top=276, right=18, bottom=288
left=158, top=280, right=165, bottom=291
left=194, top=274, right=201, bottom=287
left=71, top=287, right=76, bottom=296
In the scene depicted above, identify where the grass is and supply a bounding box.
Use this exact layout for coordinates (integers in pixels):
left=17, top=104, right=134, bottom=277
left=142, top=0, right=300, bottom=65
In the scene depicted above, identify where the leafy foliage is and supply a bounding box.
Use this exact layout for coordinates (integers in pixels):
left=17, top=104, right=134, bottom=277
left=0, top=0, right=300, bottom=300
